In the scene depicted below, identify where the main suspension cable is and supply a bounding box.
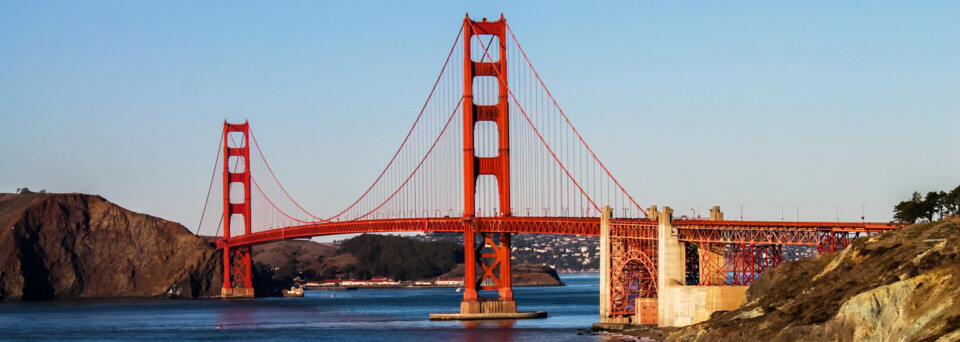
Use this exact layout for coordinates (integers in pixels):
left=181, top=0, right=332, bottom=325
left=196, top=130, right=224, bottom=236
left=470, top=22, right=600, bottom=213
left=506, top=23, right=646, bottom=217
left=326, top=23, right=465, bottom=222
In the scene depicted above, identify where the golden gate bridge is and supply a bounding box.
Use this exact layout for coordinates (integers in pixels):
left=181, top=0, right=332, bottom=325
left=196, top=14, right=899, bottom=325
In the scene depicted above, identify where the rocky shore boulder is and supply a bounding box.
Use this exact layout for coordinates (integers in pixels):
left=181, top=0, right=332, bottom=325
left=0, top=193, right=223, bottom=301
left=670, top=218, right=960, bottom=342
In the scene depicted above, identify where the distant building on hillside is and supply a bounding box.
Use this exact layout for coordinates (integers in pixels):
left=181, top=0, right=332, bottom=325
left=435, top=278, right=463, bottom=286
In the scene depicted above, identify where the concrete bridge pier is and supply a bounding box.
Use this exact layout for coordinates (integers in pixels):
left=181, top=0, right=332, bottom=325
left=429, top=224, right=547, bottom=320
left=599, top=206, right=617, bottom=322
left=597, top=205, right=749, bottom=328
left=655, top=206, right=748, bottom=327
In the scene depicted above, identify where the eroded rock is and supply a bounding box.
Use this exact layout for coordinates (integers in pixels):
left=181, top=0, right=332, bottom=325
left=0, top=193, right=223, bottom=300
left=670, top=218, right=960, bottom=342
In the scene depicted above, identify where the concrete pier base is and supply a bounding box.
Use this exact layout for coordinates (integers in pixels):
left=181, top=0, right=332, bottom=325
left=428, top=311, right=547, bottom=320
left=655, top=205, right=750, bottom=327
left=429, top=300, right=547, bottom=320
left=221, top=287, right=254, bottom=298
left=656, top=285, right=747, bottom=326
left=460, top=300, right=516, bottom=314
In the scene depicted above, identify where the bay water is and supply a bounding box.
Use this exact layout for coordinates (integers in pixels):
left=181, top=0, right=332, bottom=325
left=0, top=273, right=621, bottom=341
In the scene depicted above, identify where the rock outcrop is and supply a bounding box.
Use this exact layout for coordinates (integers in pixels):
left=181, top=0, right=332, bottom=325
left=439, top=262, right=564, bottom=286
left=0, top=193, right=223, bottom=300
left=512, top=263, right=565, bottom=286
left=670, top=218, right=960, bottom=342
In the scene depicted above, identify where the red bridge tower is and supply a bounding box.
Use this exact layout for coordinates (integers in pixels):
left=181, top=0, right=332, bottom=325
left=460, top=14, right=515, bottom=314
left=222, top=121, right=254, bottom=297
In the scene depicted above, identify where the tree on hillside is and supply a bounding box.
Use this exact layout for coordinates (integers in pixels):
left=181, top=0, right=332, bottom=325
left=272, top=257, right=299, bottom=283
left=338, top=234, right=463, bottom=280
left=894, top=192, right=924, bottom=223
left=924, top=191, right=943, bottom=222
left=894, top=185, right=960, bottom=223
left=946, top=185, right=960, bottom=216
left=15, top=188, right=45, bottom=194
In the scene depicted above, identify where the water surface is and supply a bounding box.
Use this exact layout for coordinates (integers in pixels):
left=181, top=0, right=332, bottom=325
left=0, top=273, right=614, bottom=341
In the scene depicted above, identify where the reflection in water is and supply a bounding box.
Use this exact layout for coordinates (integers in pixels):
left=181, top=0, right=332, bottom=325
left=459, top=319, right=516, bottom=329
left=0, top=274, right=603, bottom=341
left=217, top=298, right=257, bottom=329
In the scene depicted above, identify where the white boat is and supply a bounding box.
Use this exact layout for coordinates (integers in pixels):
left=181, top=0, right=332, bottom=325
left=455, top=287, right=462, bottom=292
left=282, top=286, right=304, bottom=297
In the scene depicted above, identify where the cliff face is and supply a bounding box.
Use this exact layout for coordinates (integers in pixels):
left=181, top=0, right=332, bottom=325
left=0, top=193, right=223, bottom=301
left=670, top=218, right=960, bottom=342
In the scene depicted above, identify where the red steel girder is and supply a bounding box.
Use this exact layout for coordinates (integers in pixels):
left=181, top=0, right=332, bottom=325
left=674, top=220, right=899, bottom=232
left=608, top=235, right=658, bottom=316
left=674, top=220, right=900, bottom=246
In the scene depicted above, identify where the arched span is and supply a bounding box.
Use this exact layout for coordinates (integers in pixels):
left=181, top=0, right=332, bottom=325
left=610, top=249, right=658, bottom=316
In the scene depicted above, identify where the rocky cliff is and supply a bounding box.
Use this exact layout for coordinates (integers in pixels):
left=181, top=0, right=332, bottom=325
left=670, top=218, right=960, bottom=342
left=0, top=193, right=223, bottom=300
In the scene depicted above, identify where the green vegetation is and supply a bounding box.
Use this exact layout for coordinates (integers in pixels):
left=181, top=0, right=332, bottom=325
left=272, top=257, right=299, bottom=282
left=252, top=261, right=288, bottom=294
left=15, top=188, right=46, bottom=194
left=894, top=185, right=960, bottom=223
left=338, top=234, right=463, bottom=280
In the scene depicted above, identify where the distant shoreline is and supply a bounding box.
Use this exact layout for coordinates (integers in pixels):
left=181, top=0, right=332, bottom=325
left=304, top=282, right=564, bottom=291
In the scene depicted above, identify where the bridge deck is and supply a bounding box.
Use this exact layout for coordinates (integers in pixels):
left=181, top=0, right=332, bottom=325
left=216, top=217, right=899, bottom=248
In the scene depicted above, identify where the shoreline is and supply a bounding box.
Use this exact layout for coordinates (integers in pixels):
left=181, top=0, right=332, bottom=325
left=304, top=282, right=564, bottom=291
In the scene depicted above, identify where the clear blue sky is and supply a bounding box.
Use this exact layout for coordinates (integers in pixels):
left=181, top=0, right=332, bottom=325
left=1, top=1, right=958, bottom=233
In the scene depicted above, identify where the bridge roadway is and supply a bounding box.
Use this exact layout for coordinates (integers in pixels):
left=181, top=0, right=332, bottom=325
left=216, top=217, right=895, bottom=249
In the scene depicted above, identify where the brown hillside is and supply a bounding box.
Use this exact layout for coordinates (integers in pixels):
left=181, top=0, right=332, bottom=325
left=0, top=193, right=222, bottom=300
left=252, top=239, right=337, bottom=273
left=670, top=218, right=960, bottom=342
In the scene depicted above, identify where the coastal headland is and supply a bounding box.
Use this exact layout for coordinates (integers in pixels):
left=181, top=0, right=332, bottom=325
left=0, top=193, right=563, bottom=301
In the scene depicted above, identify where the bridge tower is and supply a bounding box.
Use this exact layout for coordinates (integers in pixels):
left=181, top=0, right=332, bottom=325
left=460, top=14, right=515, bottom=314
left=221, top=121, right=254, bottom=297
